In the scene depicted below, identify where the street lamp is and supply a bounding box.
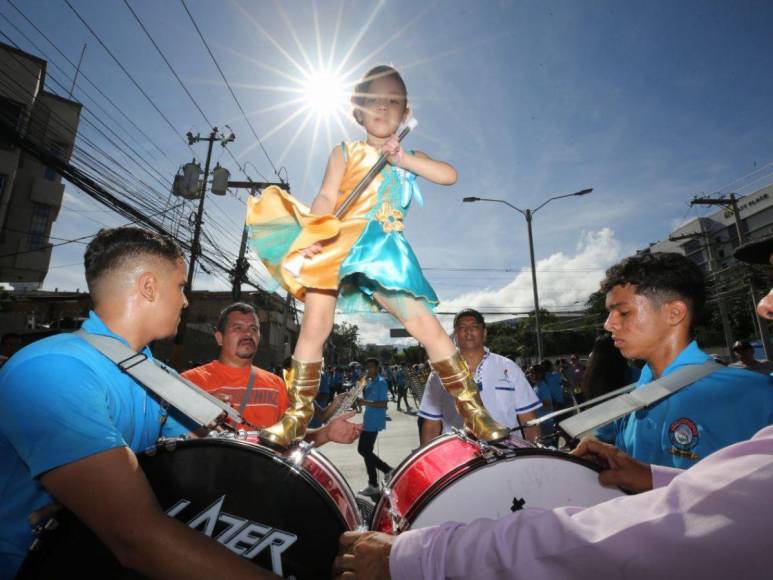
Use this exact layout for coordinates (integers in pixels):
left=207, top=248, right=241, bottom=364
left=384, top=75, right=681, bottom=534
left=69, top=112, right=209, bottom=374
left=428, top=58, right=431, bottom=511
left=463, top=188, right=593, bottom=360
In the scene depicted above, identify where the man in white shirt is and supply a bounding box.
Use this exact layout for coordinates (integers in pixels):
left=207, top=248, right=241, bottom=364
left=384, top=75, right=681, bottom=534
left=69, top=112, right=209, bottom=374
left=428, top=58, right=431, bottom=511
left=418, top=309, right=541, bottom=444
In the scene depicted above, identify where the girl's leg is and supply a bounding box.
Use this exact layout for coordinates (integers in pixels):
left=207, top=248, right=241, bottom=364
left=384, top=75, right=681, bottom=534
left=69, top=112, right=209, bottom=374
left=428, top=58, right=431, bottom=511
left=374, top=291, right=508, bottom=442
left=262, top=289, right=338, bottom=447
left=293, top=289, right=338, bottom=361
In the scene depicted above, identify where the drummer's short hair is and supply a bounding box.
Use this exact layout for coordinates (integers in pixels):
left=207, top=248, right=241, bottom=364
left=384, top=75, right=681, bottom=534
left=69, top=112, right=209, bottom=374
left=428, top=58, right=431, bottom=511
left=600, top=252, right=705, bottom=327
left=365, top=357, right=381, bottom=368
left=84, top=227, right=183, bottom=293
left=453, top=308, right=485, bottom=328
left=216, top=302, right=257, bottom=332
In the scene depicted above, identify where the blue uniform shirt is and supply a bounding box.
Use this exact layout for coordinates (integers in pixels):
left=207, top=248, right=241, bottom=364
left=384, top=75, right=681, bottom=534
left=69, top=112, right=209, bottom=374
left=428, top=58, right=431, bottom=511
left=362, top=374, right=388, bottom=432
left=544, top=372, right=565, bottom=406
left=597, top=341, right=773, bottom=468
left=0, top=311, right=195, bottom=577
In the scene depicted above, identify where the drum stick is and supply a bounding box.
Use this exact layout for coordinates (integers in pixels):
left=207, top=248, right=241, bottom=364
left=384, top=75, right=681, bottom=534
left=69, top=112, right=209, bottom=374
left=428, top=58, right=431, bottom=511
left=283, top=118, right=418, bottom=277
left=525, top=382, right=636, bottom=427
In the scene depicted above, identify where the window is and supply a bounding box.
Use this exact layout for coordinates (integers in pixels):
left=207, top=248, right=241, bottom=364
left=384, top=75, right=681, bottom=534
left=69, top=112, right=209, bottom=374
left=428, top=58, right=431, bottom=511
left=27, top=203, right=51, bottom=249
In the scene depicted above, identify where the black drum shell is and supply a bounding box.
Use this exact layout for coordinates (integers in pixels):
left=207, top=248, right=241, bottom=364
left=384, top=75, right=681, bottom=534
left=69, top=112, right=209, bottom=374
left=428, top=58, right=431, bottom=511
left=19, top=438, right=354, bottom=580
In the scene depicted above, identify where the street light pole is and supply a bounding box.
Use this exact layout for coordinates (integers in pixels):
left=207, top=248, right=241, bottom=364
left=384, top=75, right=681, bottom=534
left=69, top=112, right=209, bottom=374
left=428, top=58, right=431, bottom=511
left=463, top=188, right=592, bottom=361
left=524, top=209, right=543, bottom=360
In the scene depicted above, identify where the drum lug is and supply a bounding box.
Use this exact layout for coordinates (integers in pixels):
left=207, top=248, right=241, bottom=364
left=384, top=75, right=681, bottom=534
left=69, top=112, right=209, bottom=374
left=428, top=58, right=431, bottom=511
left=451, top=428, right=507, bottom=461
left=287, top=440, right=315, bottom=468
left=272, top=441, right=315, bottom=474
left=29, top=517, right=59, bottom=551
left=381, top=487, right=409, bottom=535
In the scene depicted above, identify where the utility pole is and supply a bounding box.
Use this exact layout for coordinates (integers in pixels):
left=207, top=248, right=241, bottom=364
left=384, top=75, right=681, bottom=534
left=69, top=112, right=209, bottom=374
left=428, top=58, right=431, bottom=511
left=691, top=194, right=772, bottom=359
left=669, top=231, right=733, bottom=355
left=225, top=180, right=288, bottom=301
left=171, top=127, right=233, bottom=369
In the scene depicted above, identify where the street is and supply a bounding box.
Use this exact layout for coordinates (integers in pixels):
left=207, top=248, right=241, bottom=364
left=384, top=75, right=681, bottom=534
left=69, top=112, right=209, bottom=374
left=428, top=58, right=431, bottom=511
left=321, top=399, right=421, bottom=497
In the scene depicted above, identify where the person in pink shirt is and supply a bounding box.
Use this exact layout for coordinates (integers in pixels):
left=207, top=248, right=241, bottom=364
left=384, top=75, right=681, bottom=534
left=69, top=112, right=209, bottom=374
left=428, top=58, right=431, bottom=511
left=333, top=235, right=773, bottom=580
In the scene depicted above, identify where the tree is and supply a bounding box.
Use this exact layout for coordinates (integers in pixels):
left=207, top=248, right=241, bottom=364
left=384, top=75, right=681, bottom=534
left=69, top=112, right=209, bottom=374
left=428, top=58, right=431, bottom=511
left=328, top=321, right=360, bottom=364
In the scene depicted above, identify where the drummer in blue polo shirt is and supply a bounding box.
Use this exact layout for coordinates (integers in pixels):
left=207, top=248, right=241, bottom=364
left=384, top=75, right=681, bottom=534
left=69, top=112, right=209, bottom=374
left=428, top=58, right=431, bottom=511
left=0, top=228, right=277, bottom=579
left=596, top=251, right=773, bottom=468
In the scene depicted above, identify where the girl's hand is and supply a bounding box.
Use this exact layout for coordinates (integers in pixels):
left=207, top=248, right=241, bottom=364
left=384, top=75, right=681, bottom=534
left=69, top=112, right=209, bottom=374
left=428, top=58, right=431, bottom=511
left=381, top=134, right=403, bottom=167
left=300, top=243, right=323, bottom=258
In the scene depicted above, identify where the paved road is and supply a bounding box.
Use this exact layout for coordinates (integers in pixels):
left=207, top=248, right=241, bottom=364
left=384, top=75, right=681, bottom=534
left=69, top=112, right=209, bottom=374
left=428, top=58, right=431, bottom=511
left=320, top=399, right=422, bottom=496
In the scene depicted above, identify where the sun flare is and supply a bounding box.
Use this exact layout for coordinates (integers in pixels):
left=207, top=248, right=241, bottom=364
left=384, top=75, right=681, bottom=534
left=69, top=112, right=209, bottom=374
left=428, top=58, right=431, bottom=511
left=301, top=69, right=348, bottom=119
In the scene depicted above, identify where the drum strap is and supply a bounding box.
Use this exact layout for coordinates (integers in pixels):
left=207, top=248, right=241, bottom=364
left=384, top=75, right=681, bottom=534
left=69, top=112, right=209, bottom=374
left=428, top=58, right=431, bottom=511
left=75, top=330, right=242, bottom=427
left=238, top=367, right=257, bottom=415
left=558, top=360, right=722, bottom=439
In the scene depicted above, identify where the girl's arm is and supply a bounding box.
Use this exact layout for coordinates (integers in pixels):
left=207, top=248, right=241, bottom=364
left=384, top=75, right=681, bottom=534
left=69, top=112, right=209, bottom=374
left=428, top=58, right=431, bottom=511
left=381, top=134, right=457, bottom=185
left=309, top=146, right=346, bottom=215
left=400, top=150, right=457, bottom=186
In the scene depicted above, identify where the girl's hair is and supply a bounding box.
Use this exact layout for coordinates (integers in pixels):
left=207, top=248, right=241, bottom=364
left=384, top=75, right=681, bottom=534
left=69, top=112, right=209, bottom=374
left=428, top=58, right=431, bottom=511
left=581, top=334, right=631, bottom=400
left=351, top=65, right=408, bottom=125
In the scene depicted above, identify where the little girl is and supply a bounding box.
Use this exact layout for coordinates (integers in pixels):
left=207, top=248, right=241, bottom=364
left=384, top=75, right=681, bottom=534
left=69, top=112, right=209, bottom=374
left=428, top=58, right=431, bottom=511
left=247, top=65, right=507, bottom=446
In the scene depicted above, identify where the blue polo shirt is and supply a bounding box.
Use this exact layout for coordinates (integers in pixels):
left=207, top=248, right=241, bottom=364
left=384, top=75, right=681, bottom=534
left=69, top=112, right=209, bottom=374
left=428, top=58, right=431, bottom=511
left=597, top=341, right=773, bottom=468
left=544, top=372, right=565, bottom=406
left=362, top=374, right=388, bottom=432
left=0, top=311, right=195, bottom=577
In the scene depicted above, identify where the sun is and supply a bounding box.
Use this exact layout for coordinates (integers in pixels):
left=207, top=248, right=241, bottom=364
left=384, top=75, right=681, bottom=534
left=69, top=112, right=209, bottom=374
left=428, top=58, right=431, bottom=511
left=301, top=69, right=349, bottom=119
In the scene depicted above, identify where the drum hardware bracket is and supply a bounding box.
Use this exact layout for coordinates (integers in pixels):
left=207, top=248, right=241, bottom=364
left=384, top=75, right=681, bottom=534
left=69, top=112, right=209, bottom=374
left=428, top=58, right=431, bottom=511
left=271, top=441, right=314, bottom=474
left=381, top=487, right=409, bottom=535
left=451, top=428, right=508, bottom=462
left=29, top=517, right=59, bottom=551
left=287, top=441, right=314, bottom=468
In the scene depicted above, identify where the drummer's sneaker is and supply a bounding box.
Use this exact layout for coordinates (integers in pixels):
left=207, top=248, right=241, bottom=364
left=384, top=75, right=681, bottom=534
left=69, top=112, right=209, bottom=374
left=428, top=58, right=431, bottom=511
left=358, top=483, right=381, bottom=496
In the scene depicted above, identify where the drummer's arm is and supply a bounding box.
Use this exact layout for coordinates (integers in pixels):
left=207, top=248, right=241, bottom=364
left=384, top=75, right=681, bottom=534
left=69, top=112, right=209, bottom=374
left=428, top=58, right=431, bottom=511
left=517, top=410, right=539, bottom=442
left=41, top=447, right=276, bottom=579
left=420, top=419, right=442, bottom=446
left=309, top=147, right=346, bottom=215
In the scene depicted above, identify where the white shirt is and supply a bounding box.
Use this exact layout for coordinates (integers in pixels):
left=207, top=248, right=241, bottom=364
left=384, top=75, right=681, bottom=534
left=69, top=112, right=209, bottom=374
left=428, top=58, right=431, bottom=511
left=419, top=349, right=541, bottom=432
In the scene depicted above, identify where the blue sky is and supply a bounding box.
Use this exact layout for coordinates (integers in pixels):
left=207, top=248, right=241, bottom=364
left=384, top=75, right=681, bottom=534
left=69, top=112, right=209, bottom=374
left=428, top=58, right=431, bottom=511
left=4, top=0, right=773, bottom=340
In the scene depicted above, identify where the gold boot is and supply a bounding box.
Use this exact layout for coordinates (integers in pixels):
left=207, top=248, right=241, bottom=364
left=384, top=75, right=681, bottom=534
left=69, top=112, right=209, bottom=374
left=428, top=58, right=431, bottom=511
left=260, top=357, right=322, bottom=448
left=431, top=352, right=510, bottom=442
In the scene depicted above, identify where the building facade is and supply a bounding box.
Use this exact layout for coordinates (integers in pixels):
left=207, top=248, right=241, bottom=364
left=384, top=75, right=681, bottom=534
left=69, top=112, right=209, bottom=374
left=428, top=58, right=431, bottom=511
left=0, top=41, right=81, bottom=289
left=649, top=185, right=773, bottom=271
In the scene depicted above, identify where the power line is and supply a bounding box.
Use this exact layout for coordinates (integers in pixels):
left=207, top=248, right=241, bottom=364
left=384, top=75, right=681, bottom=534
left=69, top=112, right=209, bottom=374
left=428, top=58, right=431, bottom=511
left=5, top=0, right=177, bottom=166
left=179, top=0, right=283, bottom=184
left=62, top=0, right=191, bottom=151
left=118, top=0, right=266, bottom=185
left=121, top=0, right=212, bottom=127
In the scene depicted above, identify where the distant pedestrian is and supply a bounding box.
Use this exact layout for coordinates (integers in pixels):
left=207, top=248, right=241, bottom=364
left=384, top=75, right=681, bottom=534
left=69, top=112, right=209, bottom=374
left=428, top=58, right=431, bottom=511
left=357, top=358, right=393, bottom=496
left=729, top=340, right=773, bottom=375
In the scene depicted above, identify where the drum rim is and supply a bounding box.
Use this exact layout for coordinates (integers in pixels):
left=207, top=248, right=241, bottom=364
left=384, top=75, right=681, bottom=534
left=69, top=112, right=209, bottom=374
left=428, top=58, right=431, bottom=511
left=373, top=435, right=629, bottom=531
left=142, top=437, right=362, bottom=530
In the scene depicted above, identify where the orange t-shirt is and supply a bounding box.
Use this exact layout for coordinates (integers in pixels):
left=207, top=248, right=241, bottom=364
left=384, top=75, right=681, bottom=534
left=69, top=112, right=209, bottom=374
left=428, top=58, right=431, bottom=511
left=183, top=361, right=289, bottom=429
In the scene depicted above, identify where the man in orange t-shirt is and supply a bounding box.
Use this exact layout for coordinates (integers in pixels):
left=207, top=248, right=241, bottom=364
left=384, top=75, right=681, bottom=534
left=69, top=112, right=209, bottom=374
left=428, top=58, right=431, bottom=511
left=184, top=303, right=362, bottom=446
left=183, top=303, right=288, bottom=428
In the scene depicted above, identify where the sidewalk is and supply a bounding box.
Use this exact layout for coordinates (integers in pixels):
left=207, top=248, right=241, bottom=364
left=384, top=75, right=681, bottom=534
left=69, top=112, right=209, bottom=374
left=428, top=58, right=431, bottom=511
left=320, top=399, right=421, bottom=495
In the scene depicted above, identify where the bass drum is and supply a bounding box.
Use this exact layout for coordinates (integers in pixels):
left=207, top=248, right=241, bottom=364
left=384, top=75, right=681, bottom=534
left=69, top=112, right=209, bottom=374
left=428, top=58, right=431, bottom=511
left=372, top=432, right=626, bottom=533
left=20, top=437, right=362, bottom=580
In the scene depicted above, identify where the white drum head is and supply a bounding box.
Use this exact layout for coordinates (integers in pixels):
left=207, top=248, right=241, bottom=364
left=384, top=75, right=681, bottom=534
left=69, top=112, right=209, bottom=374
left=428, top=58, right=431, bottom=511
left=411, top=452, right=625, bottom=529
